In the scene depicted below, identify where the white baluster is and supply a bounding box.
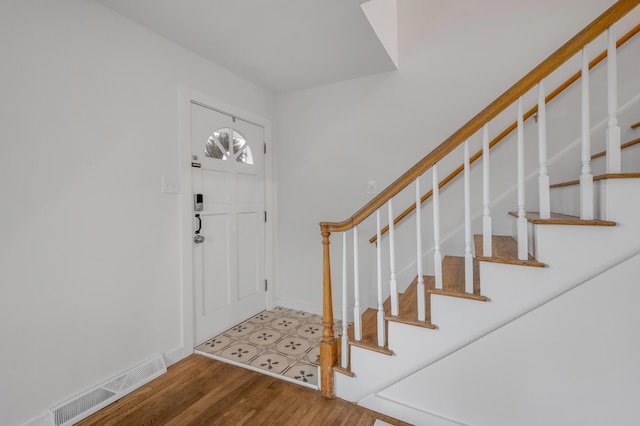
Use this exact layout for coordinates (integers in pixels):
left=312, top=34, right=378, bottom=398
left=606, top=25, right=621, bottom=173
left=581, top=47, right=594, bottom=220
left=416, top=176, right=426, bottom=322
left=388, top=200, right=399, bottom=317
left=464, top=140, right=473, bottom=294
left=376, top=210, right=385, bottom=347
left=482, top=124, right=492, bottom=257
left=353, top=226, right=362, bottom=341
left=517, top=97, right=529, bottom=261
left=433, top=165, right=443, bottom=289
left=538, top=81, right=551, bottom=220
left=341, top=233, right=348, bottom=369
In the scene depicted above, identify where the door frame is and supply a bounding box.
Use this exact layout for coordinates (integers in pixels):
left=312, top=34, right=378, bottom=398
left=172, top=85, right=276, bottom=363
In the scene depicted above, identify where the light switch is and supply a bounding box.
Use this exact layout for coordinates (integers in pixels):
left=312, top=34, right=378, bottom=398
left=162, top=176, right=179, bottom=194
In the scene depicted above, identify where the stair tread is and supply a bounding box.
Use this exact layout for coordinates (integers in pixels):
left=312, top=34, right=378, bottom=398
left=348, top=306, right=393, bottom=355
left=333, top=364, right=354, bottom=377
left=631, top=121, right=640, bottom=130
left=592, top=137, right=640, bottom=159
left=349, top=338, right=393, bottom=355
left=550, top=173, right=640, bottom=188
left=427, top=256, right=488, bottom=301
left=508, top=211, right=616, bottom=226
left=386, top=276, right=437, bottom=329
left=474, top=235, right=545, bottom=267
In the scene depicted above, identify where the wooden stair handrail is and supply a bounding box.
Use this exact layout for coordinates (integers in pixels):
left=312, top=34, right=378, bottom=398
left=370, top=22, right=640, bottom=244
left=319, top=0, right=640, bottom=235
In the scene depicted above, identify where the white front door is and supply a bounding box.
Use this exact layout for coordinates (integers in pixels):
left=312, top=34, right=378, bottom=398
left=190, top=102, right=266, bottom=344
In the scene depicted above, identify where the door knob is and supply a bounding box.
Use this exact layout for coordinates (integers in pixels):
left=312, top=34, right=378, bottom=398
left=195, top=214, right=202, bottom=233
left=194, top=214, right=204, bottom=243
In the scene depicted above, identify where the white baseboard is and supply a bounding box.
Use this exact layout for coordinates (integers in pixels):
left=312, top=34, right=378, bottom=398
left=164, top=345, right=192, bottom=367
left=359, top=394, right=468, bottom=426
left=23, top=412, right=51, bottom=426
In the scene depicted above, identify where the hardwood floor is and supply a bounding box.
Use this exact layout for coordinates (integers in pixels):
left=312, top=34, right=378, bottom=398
left=76, top=355, right=411, bottom=426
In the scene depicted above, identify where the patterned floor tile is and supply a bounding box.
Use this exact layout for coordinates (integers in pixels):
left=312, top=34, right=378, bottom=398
left=308, top=314, right=323, bottom=324
left=288, top=310, right=315, bottom=320
left=295, top=323, right=322, bottom=339
left=247, top=311, right=277, bottom=324
left=218, top=343, right=261, bottom=362
left=197, top=335, right=234, bottom=354
left=283, top=362, right=318, bottom=386
left=248, top=328, right=282, bottom=346
left=270, top=317, right=301, bottom=331
left=249, top=352, right=291, bottom=374
left=195, top=307, right=342, bottom=390
left=275, top=337, right=311, bottom=356
left=302, top=346, right=320, bottom=365
left=223, top=322, right=257, bottom=337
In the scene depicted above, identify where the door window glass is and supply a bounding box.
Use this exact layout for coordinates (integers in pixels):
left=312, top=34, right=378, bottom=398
left=205, top=128, right=253, bottom=165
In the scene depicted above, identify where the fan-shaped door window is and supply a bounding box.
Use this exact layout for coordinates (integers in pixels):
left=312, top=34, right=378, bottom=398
left=204, top=127, right=254, bottom=165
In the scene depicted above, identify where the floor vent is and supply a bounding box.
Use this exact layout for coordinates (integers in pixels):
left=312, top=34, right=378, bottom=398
left=49, top=355, right=167, bottom=426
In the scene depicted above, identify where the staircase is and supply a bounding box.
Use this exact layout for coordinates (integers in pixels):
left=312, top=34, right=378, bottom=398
left=351, top=174, right=640, bottom=425
left=318, top=1, right=640, bottom=424
left=336, top=170, right=640, bottom=391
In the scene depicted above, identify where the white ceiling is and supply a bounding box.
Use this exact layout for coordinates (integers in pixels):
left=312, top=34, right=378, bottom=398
left=95, top=0, right=398, bottom=93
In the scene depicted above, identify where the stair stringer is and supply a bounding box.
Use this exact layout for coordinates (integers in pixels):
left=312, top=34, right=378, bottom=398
left=334, top=178, right=640, bottom=402
left=360, top=249, right=640, bottom=426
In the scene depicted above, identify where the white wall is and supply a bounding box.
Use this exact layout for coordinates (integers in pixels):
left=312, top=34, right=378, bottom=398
left=372, top=250, right=640, bottom=426
left=0, top=1, right=275, bottom=425
left=275, top=0, right=621, bottom=313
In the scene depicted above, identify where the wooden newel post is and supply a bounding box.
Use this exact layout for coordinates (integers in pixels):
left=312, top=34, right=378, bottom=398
left=320, top=226, right=337, bottom=398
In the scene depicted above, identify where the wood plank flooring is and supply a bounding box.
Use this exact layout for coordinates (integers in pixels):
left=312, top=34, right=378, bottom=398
left=76, top=355, right=410, bottom=426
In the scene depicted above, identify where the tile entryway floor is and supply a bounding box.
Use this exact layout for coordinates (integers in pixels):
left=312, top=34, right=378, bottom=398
left=195, top=307, right=343, bottom=389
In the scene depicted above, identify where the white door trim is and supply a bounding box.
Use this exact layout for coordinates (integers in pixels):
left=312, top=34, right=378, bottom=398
left=169, top=85, right=275, bottom=364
